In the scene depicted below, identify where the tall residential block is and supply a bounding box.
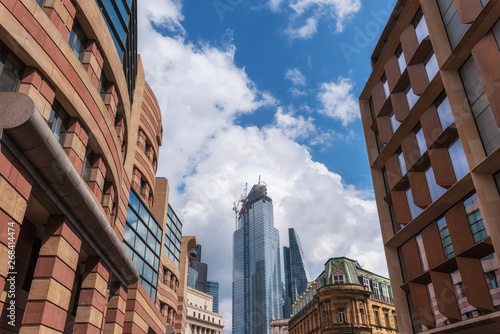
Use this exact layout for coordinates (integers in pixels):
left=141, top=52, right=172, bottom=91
left=359, top=1, right=500, bottom=333
left=283, top=228, right=309, bottom=319
left=233, top=183, right=283, bottom=334
left=0, top=0, right=196, bottom=333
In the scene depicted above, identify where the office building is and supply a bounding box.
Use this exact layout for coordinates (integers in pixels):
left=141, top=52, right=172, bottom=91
left=288, top=257, right=397, bottom=334
left=0, top=0, right=196, bottom=333
left=207, top=280, right=220, bottom=314
left=233, top=182, right=283, bottom=334
left=188, top=266, right=199, bottom=290
left=283, top=228, right=309, bottom=318
left=185, top=286, right=224, bottom=334
left=188, top=243, right=208, bottom=292
left=359, top=1, right=500, bottom=333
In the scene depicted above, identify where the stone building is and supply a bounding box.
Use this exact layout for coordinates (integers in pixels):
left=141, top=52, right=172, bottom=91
left=0, top=0, right=196, bottom=333
left=288, top=257, right=397, bottom=334
left=358, top=0, right=500, bottom=333
left=270, top=318, right=289, bottom=334
left=185, top=286, right=224, bottom=334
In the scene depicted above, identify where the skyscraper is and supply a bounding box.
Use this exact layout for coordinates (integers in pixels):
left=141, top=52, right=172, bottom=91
left=233, top=183, right=283, bottom=334
left=359, top=1, right=500, bottom=332
left=283, top=228, right=309, bottom=318
left=207, top=280, right=221, bottom=313
left=189, top=243, right=208, bottom=292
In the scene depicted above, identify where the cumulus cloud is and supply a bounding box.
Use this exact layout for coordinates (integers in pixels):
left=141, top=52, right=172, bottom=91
left=138, top=2, right=384, bottom=334
left=279, top=0, right=361, bottom=39
left=317, top=77, right=360, bottom=126
left=285, top=68, right=307, bottom=86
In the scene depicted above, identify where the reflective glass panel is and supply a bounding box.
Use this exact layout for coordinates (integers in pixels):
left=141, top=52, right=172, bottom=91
left=448, top=139, right=469, bottom=181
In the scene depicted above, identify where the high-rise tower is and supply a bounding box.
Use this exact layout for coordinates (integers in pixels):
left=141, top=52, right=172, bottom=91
left=283, top=228, right=309, bottom=318
left=233, top=183, right=283, bottom=334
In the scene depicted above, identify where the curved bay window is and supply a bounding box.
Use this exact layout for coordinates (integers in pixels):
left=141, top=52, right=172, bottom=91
left=124, top=189, right=162, bottom=301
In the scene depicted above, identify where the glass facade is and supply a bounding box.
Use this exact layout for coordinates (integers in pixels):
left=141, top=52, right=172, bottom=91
left=390, top=111, right=400, bottom=133
left=424, top=51, right=439, bottom=81
left=188, top=266, right=198, bottom=290
left=448, top=139, right=469, bottom=181
left=406, top=85, right=419, bottom=110
left=463, top=194, right=488, bottom=243
left=437, top=217, right=454, bottom=259
left=165, top=204, right=182, bottom=266
left=123, top=189, right=162, bottom=301
left=437, top=96, right=454, bottom=130
left=406, top=188, right=423, bottom=219
left=68, top=20, right=86, bottom=61
left=207, top=281, right=220, bottom=314
left=425, top=167, right=446, bottom=202
left=283, top=228, right=309, bottom=318
left=47, top=101, right=70, bottom=146
left=233, top=184, right=282, bottom=334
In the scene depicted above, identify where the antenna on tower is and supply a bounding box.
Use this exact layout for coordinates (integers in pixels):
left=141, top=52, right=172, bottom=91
left=233, top=183, right=248, bottom=230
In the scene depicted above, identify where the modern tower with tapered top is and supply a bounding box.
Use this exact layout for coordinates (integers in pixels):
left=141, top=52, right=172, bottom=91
left=233, top=182, right=283, bottom=334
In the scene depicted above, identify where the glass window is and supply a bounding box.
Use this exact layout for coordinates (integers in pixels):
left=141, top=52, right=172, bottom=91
left=414, top=10, right=429, bottom=44
left=81, top=145, right=94, bottom=183
left=123, top=189, right=162, bottom=302
left=425, top=167, right=446, bottom=202
left=35, top=0, right=45, bottom=6
left=397, top=45, right=406, bottom=74
left=424, top=50, right=439, bottom=81
left=437, top=96, right=454, bottom=130
left=390, top=111, right=400, bottom=133
left=382, top=75, right=390, bottom=99
left=464, top=194, right=488, bottom=243
left=448, top=139, right=469, bottom=181
left=338, top=308, right=346, bottom=323
left=333, top=275, right=344, bottom=284
left=363, top=277, right=371, bottom=291
left=488, top=271, right=499, bottom=289
left=374, top=310, right=380, bottom=326
left=68, top=20, right=86, bottom=61
left=398, top=150, right=407, bottom=176
left=164, top=204, right=183, bottom=266
left=373, top=281, right=380, bottom=300
left=415, top=125, right=427, bottom=156
left=406, top=188, right=423, bottom=219
left=416, top=235, right=429, bottom=272
left=98, top=71, right=108, bottom=100
left=47, top=101, right=70, bottom=146
left=0, top=43, right=24, bottom=92
left=405, top=85, right=419, bottom=110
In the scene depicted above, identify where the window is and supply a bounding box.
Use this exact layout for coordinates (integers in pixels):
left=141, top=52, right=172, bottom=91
left=416, top=235, right=429, bottom=271
left=0, top=42, right=24, bottom=92
left=124, top=189, right=163, bottom=302
left=333, top=275, right=344, bottom=284
left=338, top=308, right=346, bottom=323
left=436, top=95, right=454, bottom=130
left=373, top=281, right=380, bottom=300
left=415, top=124, right=427, bottom=156
left=385, top=313, right=390, bottom=328
left=98, top=71, right=108, bottom=100
left=390, top=111, right=400, bottom=133
left=374, top=309, right=380, bottom=326
left=398, top=149, right=407, bottom=176
left=382, top=75, right=390, bottom=99
left=406, top=188, right=423, bottom=219
left=164, top=205, right=183, bottom=266
left=363, top=277, right=371, bottom=291
left=35, top=0, right=45, bottom=7
left=437, top=217, right=454, bottom=259
left=425, top=167, right=446, bottom=202
left=396, top=45, right=406, bottom=74
left=424, top=50, right=439, bottom=81
left=381, top=284, right=390, bottom=302
left=68, top=20, right=86, bottom=60
left=405, top=85, right=419, bottom=110
left=47, top=101, right=70, bottom=146
left=448, top=139, right=469, bottom=181
left=81, top=145, right=94, bottom=183
left=414, top=9, right=429, bottom=44
left=488, top=271, right=499, bottom=289
left=359, top=309, right=364, bottom=323
left=464, top=194, right=488, bottom=243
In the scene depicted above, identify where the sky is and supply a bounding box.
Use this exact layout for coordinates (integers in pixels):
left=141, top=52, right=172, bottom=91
left=137, top=0, right=396, bottom=332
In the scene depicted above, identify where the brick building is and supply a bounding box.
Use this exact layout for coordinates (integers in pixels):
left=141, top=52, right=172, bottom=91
left=288, top=257, right=397, bottom=334
left=359, top=0, right=500, bottom=333
left=0, top=0, right=196, bottom=333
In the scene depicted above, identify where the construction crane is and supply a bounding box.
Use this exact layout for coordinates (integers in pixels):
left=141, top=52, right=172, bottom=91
left=232, top=183, right=248, bottom=230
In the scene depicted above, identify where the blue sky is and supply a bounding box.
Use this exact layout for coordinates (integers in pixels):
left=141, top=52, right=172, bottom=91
left=137, top=1, right=394, bottom=332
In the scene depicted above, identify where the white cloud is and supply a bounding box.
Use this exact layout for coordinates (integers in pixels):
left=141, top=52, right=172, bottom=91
left=138, top=2, right=385, bottom=334
left=285, top=16, right=318, bottom=39
left=317, top=77, right=360, bottom=126
left=285, top=68, right=307, bottom=86
left=268, top=0, right=285, bottom=11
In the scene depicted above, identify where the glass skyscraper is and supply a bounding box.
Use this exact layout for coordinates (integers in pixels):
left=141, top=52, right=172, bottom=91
left=233, top=183, right=283, bottom=334
left=207, top=281, right=220, bottom=313
left=283, top=228, right=309, bottom=318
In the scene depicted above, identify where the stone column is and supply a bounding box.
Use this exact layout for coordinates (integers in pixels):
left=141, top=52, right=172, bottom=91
left=73, top=257, right=110, bottom=333
left=20, top=216, right=82, bottom=333
left=164, top=269, right=172, bottom=287
left=19, top=67, right=55, bottom=122
left=87, top=155, right=107, bottom=202
left=42, top=0, right=77, bottom=41
left=103, top=282, right=127, bottom=334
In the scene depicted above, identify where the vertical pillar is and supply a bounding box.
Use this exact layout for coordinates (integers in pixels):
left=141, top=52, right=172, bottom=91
left=164, top=270, right=171, bottom=287
left=131, top=168, right=141, bottom=192
left=103, top=84, right=119, bottom=123
left=20, top=216, right=82, bottom=333
left=103, top=282, right=127, bottom=334
left=114, top=116, right=124, bottom=147
left=87, top=155, right=107, bottom=203
left=42, top=0, right=77, bottom=41
left=73, top=257, right=110, bottom=333
left=63, top=118, right=89, bottom=173
left=81, top=41, right=103, bottom=90
left=137, top=130, right=146, bottom=152
left=102, top=182, right=115, bottom=222
left=19, top=67, right=55, bottom=121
